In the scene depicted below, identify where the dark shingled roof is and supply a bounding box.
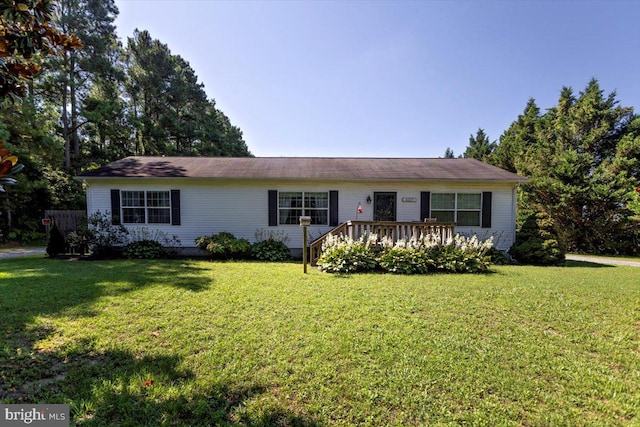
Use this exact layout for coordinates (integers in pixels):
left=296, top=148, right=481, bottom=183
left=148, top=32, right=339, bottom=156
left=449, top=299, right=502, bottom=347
left=78, top=156, right=527, bottom=182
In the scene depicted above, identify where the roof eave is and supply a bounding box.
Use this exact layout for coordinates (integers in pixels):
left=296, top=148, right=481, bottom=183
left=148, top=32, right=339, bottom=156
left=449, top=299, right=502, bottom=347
left=77, top=175, right=527, bottom=183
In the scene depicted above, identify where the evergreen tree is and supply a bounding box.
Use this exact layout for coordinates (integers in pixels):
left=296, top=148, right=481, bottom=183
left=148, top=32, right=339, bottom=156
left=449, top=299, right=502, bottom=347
left=39, top=0, right=121, bottom=173
left=125, top=30, right=251, bottom=157
left=491, top=98, right=541, bottom=173
left=463, top=128, right=496, bottom=162
left=492, top=79, right=640, bottom=254
left=443, top=147, right=455, bottom=158
left=47, top=223, right=67, bottom=257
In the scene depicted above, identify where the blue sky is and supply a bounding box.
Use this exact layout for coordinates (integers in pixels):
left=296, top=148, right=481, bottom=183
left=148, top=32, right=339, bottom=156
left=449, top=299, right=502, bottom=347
left=114, top=0, right=640, bottom=158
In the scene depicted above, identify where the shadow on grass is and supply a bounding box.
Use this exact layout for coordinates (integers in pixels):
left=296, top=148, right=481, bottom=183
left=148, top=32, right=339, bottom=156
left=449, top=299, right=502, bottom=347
left=563, top=260, right=614, bottom=268
left=1, top=326, right=320, bottom=426
left=0, top=257, right=212, bottom=315
left=0, top=257, right=320, bottom=426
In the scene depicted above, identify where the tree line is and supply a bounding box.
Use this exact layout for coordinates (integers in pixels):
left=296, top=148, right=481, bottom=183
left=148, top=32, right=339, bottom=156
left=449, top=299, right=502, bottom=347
left=450, top=79, right=640, bottom=255
left=1, top=0, right=251, bottom=242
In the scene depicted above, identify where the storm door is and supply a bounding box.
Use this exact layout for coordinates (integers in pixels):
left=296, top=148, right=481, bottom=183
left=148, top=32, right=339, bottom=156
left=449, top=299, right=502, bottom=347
left=373, top=192, right=397, bottom=221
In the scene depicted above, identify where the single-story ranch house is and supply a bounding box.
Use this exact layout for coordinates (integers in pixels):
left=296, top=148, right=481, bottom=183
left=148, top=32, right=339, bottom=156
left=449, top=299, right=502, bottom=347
left=78, top=157, right=526, bottom=255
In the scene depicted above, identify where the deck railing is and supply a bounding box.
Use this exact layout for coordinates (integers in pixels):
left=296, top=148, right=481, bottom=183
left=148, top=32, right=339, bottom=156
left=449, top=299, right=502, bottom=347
left=310, top=220, right=455, bottom=266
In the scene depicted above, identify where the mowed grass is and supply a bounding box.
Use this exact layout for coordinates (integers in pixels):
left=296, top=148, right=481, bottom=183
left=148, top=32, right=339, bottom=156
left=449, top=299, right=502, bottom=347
left=1, top=258, right=639, bottom=426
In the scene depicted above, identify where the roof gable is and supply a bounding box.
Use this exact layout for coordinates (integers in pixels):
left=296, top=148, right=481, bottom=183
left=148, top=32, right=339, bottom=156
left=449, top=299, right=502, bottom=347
left=78, top=156, right=526, bottom=182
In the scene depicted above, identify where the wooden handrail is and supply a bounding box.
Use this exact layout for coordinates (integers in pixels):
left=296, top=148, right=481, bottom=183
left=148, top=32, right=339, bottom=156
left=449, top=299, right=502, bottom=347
left=309, top=220, right=456, bottom=266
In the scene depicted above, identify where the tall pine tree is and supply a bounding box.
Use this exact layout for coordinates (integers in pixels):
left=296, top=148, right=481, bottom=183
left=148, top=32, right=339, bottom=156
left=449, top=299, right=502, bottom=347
left=39, top=0, right=121, bottom=173
left=124, top=30, right=251, bottom=157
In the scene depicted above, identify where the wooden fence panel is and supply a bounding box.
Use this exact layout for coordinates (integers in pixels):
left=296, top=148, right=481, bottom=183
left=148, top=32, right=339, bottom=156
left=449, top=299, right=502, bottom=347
left=43, top=210, right=86, bottom=236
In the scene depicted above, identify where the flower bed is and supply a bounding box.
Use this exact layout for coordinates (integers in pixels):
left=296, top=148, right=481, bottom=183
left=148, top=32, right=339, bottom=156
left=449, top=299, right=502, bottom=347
left=317, top=232, right=494, bottom=274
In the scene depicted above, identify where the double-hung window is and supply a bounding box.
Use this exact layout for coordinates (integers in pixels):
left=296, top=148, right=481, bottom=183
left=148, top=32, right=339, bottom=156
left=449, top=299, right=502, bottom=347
left=278, top=191, right=328, bottom=225
left=431, top=193, right=481, bottom=226
left=121, top=190, right=171, bottom=224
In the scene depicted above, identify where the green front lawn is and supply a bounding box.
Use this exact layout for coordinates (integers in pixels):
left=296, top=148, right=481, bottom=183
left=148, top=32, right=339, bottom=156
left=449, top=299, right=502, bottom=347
left=1, top=258, right=638, bottom=426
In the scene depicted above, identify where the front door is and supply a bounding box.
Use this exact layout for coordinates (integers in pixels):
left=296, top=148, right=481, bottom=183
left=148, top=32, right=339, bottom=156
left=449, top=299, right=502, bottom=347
left=374, top=192, right=397, bottom=221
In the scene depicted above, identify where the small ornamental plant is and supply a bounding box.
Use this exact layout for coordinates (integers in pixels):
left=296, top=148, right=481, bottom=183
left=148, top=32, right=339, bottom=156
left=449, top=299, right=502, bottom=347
left=86, top=211, right=129, bottom=259
left=124, top=240, right=166, bottom=259
left=250, top=239, right=291, bottom=261
left=195, top=232, right=251, bottom=259
left=46, top=223, right=67, bottom=257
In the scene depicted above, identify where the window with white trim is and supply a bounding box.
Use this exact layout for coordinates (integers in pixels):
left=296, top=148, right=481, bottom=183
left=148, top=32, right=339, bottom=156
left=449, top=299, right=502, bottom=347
left=278, top=191, right=328, bottom=225
left=431, top=193, right=481, bottom=226
left=121, top=190, right=171, bottom=224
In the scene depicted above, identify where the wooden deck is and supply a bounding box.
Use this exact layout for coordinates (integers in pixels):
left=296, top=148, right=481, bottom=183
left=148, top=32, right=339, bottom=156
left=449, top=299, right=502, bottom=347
left=310, top=220, right=455, bottom=266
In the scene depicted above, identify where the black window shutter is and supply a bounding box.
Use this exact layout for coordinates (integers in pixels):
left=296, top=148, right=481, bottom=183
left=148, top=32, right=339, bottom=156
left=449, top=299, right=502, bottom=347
left=420, top=191, right=431, bottom=221
left=329, top=191, right=339, bottom=226
left=268, top=190, right=278, bottom=226
left=482, top=192, right=492, bottom=228
left=110, top=189, right=121, bottom=225
left=171, top=190, right=181, bottom=225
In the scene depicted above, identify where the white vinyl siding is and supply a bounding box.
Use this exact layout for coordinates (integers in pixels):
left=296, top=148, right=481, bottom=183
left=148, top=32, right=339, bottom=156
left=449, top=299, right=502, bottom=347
left=84, top=179, right=519, bottom=251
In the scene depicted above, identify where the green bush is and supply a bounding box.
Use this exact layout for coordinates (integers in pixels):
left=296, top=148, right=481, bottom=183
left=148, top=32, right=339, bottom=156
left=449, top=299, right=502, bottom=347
left=46, top=224, right=66, bottom=257
left=509, top=212, right=566, bottom=265
left=124, top=240, right=166, bottom=259
left=128, top=227, right=182, bottom=258
left=250, top=239, right=291, bottom=261
left=66, top=231, right=90, bottom=255
left=195, top=232, right=251, bottom=259
left=317, top=234, right=379, bottom=274
left=377, top=246, right=432, bottom=274
left=486, top=248, right=514, bottom=265
left=87, top=211, right=129, bottom=259
left=427, top=244, right=491, bottom=274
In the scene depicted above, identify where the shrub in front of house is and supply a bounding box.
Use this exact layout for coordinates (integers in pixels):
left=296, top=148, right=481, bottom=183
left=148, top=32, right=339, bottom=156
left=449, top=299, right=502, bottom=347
left=128, top=227, right=182, bottom=258
left=46, top=223, right=67, bottom=257
left=195, top=232, right=251, bottom=259
left=124, top=240, right=166, bottom=259
left=377, top=246, right=433, bottom=274
left=317, top=233, right=379, bottom=274
left=318, top=233, right=494, bottom=274
left=378, top=234, right=494, bottom=274
left=250, top=238, right=291, bottom=261
left=86, top=210, right=129, bottom=259
left=509, top=212, right=566, bottom=265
